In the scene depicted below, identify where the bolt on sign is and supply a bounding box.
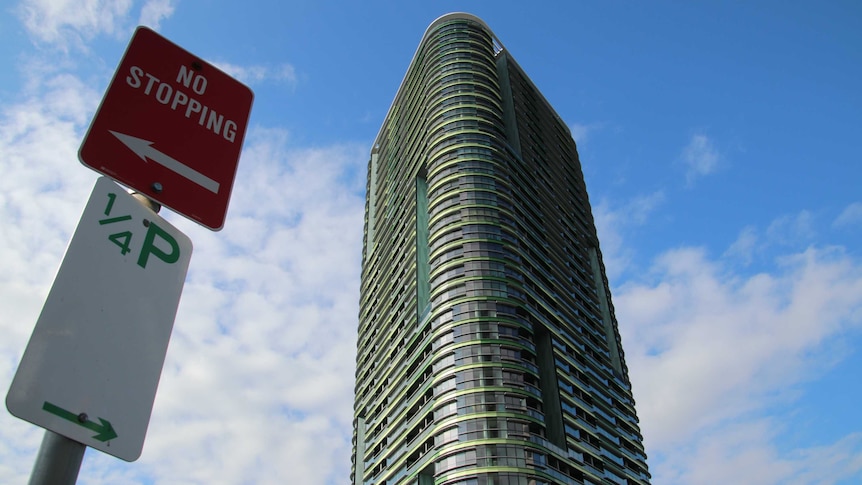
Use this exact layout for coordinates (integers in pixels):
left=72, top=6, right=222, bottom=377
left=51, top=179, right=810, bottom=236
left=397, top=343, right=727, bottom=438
left=79, top=26, right=254, bottom=231
left=6, top=177, right=192, bottom=462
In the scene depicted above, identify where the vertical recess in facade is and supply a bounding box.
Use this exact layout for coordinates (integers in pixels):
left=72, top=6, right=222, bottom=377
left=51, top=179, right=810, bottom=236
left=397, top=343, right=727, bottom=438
left=366, top=149, right=379, bottom=258
left=533, top=323, right=566, bottom=449
left=416, top=171, right=430, bottom=319
left=588, top=247, right=623, bottom=375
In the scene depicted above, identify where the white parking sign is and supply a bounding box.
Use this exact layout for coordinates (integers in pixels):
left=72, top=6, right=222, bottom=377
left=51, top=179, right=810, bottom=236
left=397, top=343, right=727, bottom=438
left=6, top=177, right=192, bottom=461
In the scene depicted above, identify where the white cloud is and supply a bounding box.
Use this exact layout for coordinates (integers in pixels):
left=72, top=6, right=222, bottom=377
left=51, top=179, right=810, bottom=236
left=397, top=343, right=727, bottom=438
left=655, top=420, right=862, bottom=485
left=834, top=202, right=862, bottom=228
left=132, top=131, right=365, bottom=484
left=593, top=191, right=665, bottom=279
left=213, top=62, right=298, bottom=87
left=766, top=210, right=815, bottom=244
left=785, top=432, right=862, bottom=485
left=681, top=133, right=720, bottom=185
left=725, top=211, right=820, bottom=266
left=569, top=121, right=604, bottom=145
left=17, top=0, right=134, bottom=50
left=138, top=0, right=175, bottom=29
left=0, top=72, right=100, bottom=268
left=0, top=71, right=109, bottom=485
left=616, top=244, right=862, bottom=483
left=15, top=0, right=179, bottom=52
left=724, top=225, right=759, bottom=265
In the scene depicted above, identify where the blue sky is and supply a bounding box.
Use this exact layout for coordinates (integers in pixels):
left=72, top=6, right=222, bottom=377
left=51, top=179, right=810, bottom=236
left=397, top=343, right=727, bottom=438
left=1, top=1, right=861, bottom=484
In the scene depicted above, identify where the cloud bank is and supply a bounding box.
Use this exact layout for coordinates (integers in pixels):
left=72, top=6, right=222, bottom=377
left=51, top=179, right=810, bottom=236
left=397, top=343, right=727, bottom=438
left=598, top=201, right=862, bottom=484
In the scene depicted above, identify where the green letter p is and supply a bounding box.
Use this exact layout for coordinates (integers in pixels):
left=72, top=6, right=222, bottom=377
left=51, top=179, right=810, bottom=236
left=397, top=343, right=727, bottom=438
left=137, top=222, right=180, bottom=269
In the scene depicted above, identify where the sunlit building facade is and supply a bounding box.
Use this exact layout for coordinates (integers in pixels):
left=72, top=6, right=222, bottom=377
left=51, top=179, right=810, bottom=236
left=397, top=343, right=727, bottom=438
left=352, top=13, right=650, bottom=485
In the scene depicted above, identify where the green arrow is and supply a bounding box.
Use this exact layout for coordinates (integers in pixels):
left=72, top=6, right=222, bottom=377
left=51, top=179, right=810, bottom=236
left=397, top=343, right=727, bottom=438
left=42, top=401, right=118, bottom=442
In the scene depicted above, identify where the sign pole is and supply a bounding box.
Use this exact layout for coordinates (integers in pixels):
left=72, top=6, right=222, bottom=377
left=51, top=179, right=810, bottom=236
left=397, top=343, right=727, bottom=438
left=28, top=431, right=85, bottom=485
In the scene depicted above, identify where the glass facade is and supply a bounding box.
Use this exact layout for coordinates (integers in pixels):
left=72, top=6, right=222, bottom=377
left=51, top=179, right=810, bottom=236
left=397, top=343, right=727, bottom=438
left=353, top=13, right=650, bottom=485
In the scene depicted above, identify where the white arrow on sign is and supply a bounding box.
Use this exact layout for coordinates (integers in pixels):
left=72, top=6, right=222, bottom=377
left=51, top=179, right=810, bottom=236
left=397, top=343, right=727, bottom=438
left=109, top=131, right=220, bottom=194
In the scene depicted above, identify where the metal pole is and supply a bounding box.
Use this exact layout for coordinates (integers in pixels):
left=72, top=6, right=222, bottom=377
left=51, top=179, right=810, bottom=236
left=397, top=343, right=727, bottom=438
left=28, top=431, right=86, bottom=485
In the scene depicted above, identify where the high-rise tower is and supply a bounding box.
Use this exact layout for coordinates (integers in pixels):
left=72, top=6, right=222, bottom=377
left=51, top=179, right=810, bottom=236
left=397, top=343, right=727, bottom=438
left=352, top=13, right=650, bottom=485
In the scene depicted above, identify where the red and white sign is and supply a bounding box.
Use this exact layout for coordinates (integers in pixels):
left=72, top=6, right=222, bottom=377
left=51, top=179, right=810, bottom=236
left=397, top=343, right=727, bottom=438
left=79, top=27, right=254, bottom=230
